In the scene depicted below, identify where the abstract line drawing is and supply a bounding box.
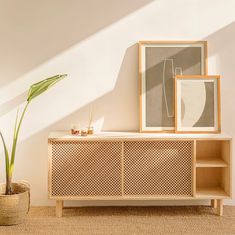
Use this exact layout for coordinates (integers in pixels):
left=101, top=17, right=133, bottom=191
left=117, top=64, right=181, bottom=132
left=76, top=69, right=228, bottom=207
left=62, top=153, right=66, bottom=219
left=163, top=61, right=183, bottom=118
left=181, top=81, right=206, bottom=127
left=180, top=81, right=214, bottom=127
left=162, top=58, right=175, bottom=118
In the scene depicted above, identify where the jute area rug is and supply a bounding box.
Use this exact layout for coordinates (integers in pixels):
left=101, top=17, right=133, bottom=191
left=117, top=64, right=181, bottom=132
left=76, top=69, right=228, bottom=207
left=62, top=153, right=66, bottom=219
left=0, top=206, right=234, bottom=235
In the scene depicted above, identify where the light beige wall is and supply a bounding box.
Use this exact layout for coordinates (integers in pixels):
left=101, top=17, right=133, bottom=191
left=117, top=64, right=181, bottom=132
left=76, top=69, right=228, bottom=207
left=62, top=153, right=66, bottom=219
left=0, top=0, right=235, bottom=206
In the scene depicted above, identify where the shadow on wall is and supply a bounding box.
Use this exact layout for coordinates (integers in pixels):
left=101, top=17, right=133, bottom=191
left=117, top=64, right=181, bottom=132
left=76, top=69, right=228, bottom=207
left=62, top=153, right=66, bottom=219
left=0, top=0, right=153, bottom=87
left=50, top=43, right=139, bottom=131
left=51, top=43, right=139, bottom=132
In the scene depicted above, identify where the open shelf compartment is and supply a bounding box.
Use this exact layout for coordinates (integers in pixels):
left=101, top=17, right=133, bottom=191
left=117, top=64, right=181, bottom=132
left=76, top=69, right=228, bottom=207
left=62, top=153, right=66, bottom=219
left=195, top=167, right=230, bottom=198
left=196, top=140, right=231, bottom=168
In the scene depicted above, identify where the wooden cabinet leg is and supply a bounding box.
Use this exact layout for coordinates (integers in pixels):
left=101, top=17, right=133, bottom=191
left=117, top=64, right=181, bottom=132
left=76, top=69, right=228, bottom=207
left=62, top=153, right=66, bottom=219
left=211, top=199, right=217, bottom=208
left=217, top=199, right=223, bottom=216
left=56, top=200, right=63, bottom=217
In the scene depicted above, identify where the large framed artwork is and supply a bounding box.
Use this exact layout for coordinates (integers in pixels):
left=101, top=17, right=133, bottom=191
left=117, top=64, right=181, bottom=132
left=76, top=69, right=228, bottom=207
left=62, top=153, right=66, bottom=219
left=175, top=75, right=221, bottom=133
left=139, top=41, right=208, bottom=132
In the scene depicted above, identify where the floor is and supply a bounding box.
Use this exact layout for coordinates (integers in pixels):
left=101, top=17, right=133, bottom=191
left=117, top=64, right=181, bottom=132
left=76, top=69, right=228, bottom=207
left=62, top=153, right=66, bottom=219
left=0, top=206, right=235, bottom=235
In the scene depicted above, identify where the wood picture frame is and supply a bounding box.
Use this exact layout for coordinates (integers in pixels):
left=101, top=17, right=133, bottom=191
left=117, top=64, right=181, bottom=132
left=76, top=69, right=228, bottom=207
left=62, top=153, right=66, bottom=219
left=139, top=41, right=208, bottom=132
left=175, top=75, right=221, bottom=133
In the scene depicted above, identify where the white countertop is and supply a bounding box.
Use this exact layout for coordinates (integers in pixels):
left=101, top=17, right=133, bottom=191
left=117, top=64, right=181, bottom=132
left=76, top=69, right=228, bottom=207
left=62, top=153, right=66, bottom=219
left=48, top=131, right=232, bottom=140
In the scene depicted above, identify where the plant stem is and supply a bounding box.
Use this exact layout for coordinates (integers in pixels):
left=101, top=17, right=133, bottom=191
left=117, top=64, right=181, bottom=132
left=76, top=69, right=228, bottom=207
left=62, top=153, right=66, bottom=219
left=5, top=102, right=29, bottom=195
left=5, top=175, right=12, bottom=195
left=0, top=131, right=10, bottom=194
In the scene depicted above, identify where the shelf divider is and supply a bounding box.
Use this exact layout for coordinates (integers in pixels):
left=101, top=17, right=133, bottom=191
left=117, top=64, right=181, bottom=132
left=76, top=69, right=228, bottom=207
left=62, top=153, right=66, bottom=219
left=196, top=187, right=229, bottom=199
left=196, top=159, right=228, bottom=168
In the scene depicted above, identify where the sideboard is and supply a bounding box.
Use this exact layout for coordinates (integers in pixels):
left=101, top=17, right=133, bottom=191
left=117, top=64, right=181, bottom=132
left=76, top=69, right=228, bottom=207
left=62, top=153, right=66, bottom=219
left=48, top=132, right=232, bottom=217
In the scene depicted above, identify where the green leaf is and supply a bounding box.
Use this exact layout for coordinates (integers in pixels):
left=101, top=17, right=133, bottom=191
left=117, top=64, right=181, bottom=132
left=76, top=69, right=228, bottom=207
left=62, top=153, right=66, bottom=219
left=27, top=74, right=67, bottom=102
left=0, top=131, right=10, bottom=177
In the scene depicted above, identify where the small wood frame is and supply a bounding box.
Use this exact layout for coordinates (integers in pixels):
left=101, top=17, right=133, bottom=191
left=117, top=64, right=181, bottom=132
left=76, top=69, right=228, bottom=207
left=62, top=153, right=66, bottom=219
left=175, top=75, right=221, bottom=133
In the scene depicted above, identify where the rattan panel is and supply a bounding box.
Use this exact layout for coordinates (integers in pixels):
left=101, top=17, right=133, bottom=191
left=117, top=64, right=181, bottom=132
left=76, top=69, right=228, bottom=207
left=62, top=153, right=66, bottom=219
left=51, top=141, right=122, bottom=197
left=123, top=141, right=193, bottom=196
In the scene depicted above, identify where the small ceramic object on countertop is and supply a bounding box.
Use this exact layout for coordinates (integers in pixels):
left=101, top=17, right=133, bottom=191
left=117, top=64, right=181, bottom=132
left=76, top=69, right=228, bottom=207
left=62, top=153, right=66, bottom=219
left=81, top=128, right=88, bottom=136
left=87, top=126, right=94, bottom=135
left=71, top=125, right=80, bottom=135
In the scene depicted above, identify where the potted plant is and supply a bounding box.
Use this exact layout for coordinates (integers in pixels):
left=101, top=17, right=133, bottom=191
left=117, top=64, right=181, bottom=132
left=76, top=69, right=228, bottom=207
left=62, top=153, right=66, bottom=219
left=0, top=74, right=67, bottom=225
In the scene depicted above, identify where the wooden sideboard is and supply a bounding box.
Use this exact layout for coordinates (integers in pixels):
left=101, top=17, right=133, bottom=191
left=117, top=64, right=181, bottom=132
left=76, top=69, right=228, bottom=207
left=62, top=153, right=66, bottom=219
left=48, top=132, right=232, bottom=217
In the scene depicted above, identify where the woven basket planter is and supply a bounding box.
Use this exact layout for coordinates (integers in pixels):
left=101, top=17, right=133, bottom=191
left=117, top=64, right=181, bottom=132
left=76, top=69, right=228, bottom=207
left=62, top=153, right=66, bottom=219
left=0, top=182, right=30, bottom=226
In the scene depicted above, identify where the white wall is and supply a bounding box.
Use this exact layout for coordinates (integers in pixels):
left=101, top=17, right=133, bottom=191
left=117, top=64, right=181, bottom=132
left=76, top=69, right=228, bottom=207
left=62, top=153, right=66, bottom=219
left=0, top=0, right=235, bottom=206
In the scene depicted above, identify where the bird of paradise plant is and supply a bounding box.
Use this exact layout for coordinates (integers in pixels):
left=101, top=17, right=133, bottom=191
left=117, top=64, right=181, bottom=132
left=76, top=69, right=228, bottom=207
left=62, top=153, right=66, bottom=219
left=0, top=74, right=67, bottom=195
